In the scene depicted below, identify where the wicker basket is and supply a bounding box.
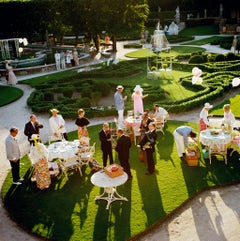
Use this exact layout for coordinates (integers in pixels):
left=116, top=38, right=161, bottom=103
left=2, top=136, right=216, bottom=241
left=186, top=150, right=198, bottom=166
left=104, top=164, right=124, bottom=178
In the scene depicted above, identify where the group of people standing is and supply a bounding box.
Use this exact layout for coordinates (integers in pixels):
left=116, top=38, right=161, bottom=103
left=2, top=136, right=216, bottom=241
left=54, top=48, right=79, bottom=71
left=4, top=107, right=90, bottom=189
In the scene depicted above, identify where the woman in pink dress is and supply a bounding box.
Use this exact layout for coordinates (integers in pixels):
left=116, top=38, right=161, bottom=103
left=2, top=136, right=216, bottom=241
left=131, top=85, right=148, bottom=116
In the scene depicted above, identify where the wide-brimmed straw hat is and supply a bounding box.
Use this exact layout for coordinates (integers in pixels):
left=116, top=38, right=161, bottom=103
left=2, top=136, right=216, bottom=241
left=134, top=85, right=143, bottom=92
left=204, top=103, right=213, bottom=109
left=116, top=85, right=124, bottom=90
left=50, top=108, right=59, bottom=113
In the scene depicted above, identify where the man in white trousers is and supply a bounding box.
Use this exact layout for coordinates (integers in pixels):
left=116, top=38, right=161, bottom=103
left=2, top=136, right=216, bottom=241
left=114, top=85, right=127, bottom=128
left=49, top=108, right=68, bottom=140
left=173, top=126, right=197, bottom=158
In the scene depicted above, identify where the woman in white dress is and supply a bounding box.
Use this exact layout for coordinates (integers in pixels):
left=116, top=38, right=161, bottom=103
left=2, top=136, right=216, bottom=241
left=5, top=62, right=17, bottom=85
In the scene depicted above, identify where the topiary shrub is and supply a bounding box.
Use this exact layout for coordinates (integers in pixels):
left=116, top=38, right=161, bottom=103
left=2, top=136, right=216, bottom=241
left=215, top=54, right=225, bottom=62
left=77, top=97, right=91, bottom=108
left=225, top=52, right=236, bottom=61
left=189, top=55, right=205, bottom=64
left=63, top=89, right=73, bottom=98
left=44, top=92, right=54, bottom=101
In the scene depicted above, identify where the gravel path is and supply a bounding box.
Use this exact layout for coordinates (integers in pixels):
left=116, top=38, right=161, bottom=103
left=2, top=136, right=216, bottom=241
left=0, top=39, right=239, bottom=241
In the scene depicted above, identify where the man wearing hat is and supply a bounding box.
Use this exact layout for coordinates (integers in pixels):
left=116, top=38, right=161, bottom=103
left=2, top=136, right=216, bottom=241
left=114, top=85, right=127, bottom=128
left=49, top=108, right=68, bottom=140
left=199, top=102, right=213, bottom=131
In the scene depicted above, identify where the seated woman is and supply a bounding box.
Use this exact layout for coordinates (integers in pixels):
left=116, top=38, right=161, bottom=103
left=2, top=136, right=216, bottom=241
left=222, top=104, right=235, bottom=131
left=29, top=134, right=51, bottom=190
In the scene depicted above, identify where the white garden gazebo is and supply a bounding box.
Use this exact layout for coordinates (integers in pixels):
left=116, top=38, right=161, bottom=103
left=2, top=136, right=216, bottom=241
left=147, top=22, right=172, bottom=79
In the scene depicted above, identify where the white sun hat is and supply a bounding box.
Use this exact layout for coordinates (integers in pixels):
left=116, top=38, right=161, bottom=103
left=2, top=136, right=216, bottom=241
left=134, top=85, right=143, bottom=92
left=204, top=102, right=213, bottom=109
left=116, top=85, right=124, bottom=90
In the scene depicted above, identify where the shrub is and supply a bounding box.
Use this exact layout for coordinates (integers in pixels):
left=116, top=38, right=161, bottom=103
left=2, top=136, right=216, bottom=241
left=76, top=97, right=91, bottom=108
left=63, top=89, right=73, bottom=98
left=215, top=54, right=225, bottom=62
left=81, top=87, right=91, bottom=98
left=123, top=43, right=142, bottom=48
left=44, top=92, right=54, bottom=101
left=225, top=53, right=237, bottom=61
left=189, top=55, right=205, bottom=64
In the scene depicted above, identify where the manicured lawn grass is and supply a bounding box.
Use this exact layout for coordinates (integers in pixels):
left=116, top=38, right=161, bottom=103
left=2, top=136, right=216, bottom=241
left=181, top=36, right=227, bottom=46
left=2, top=121, right=240, bottom=241
left=179, top=24, right=219, bottom=36
left=125, top=46, right=205, bottom=58
left=0, top=86, right=23, bottom=106
left=211, top=94, right=240, bottom=117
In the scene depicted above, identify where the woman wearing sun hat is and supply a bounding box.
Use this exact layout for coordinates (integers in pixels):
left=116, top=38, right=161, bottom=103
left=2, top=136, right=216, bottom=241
left=131, top=85, right=148, bottom=116
left=199, top=102, right=213, bottom=131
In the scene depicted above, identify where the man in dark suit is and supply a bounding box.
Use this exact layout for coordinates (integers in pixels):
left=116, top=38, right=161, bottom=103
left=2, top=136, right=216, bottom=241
left=115, top=128, right=132, bottom=180
left=24, top=114, right=43, bottom=145
left=98, top=122, right=114, bottom=167
left=139, top=122, right=157, bottom=175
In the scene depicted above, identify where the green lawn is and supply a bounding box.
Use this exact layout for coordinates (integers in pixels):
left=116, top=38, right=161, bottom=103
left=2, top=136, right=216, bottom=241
left=179, top=24, right=219, bottom=36
left=211, top=94, right=240, bottom=117
left=181, top=36, right=227, bottom=46
left=0, top=86, right=23, bottom=106
left=125, top=46, right=205, bottom=58
left=2, top=121, right=240, bottom=241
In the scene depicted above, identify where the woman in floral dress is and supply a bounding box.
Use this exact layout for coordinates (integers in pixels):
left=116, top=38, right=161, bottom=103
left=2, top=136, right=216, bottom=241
left=29, top=134, right=51, bottom=190
left=75, top=108, right=90, bottom=139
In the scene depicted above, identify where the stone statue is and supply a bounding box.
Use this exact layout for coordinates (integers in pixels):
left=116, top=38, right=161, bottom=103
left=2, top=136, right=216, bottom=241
left=175, top=6, right=180, bottom=24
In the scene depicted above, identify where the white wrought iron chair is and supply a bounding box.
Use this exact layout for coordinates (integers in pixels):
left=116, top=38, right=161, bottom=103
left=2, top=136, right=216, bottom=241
left=229, top=130, right=240, bottom=157
left=132, top=126, right=141, bottom=145
left=155, top=118, right=165, bottom=135
left=209, top=142, right=228, bottom=165
left=77, top=143, right=96, bottom=167
left=58, top=155, right=83, bottom=180
left=127, top=110, right=134, bottom=117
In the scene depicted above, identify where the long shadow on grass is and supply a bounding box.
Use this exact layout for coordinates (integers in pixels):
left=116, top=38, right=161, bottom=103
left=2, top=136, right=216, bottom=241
left=157, top=126, right=175, bottom=167
left=4, top=170, right=94, bottom=241
left=92, top=179, right=132, bottom=241
left=135, top=161, right=166, bottom=228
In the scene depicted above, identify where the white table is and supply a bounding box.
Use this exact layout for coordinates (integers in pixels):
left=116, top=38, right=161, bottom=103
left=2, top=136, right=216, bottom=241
left=200, top=129, right=232, bottom=163
left=91, top=171, right=128, bottom=210
left=124, top=116, right=141, bottom=129
left=48, top=140, right=80, bottom=161
left=199, top=129, right=232, bottom=147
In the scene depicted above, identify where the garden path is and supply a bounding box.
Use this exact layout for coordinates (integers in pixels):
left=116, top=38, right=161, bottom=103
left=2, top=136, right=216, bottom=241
left=0, top=38, right=239, bottom=241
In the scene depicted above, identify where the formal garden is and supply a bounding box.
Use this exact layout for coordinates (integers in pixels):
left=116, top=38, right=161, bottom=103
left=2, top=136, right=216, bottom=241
left=1, top=36, right=240, bottom=240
